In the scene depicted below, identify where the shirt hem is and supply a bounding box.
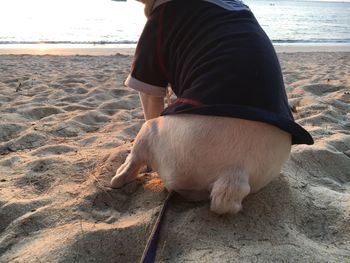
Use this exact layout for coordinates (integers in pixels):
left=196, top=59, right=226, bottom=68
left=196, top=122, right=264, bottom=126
left=124, top=75, right=166, bottom=97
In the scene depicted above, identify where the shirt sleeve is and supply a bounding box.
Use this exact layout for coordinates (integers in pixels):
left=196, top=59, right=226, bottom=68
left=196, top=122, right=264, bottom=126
left=125, top=8, right=168, bottom=97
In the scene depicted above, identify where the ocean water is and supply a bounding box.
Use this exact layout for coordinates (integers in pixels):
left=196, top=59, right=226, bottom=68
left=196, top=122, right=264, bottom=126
left=0, top=0, right=349, bottom=45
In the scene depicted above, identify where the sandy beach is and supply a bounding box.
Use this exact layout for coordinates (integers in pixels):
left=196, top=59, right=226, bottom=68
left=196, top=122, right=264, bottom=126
left=0, top=49, right=349, bottom=262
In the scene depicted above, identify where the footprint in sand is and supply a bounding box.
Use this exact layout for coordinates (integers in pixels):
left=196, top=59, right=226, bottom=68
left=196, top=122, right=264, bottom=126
left=59, top=76, right=87, bottom=85
left=109, top=88, right=131, bottom=98
left=30, top=145, right=78, bottom=157
left=0, top=123, right=27, bottom=142
left=59, top=95, right=86, bottom=104
left=302, top=84, right=343, bottom=96
left=0, top=132, right=47, bottom=154
left=0, top=198, right=50, bottom=235
left=18, top=106, right=63, bottom=121
left=98, top=100, right=138, bottom=116
left=0, top=95, right=12, bottom=104
left=0, top=156, right=22, bottom=167
left=28, top=158, right=68, bottom=173
left=291, top=146, right=350, bottom=192
left=63, top=87, right=89, bottom=94
left=62, top=104, right=94, bottom=112
left=13, top=158, right=70, bottom=194
left=72, top=111, right=111, bottom=127
left=16, top=171, right=56, bottom=193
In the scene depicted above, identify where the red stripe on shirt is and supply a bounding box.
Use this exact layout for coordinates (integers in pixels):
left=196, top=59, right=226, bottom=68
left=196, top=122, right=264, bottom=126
left=173, top=98, right=204, bottom=107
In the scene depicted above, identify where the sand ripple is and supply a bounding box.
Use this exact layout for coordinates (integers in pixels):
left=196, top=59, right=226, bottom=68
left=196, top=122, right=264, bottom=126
left=0, top=53, right=349, bottom=262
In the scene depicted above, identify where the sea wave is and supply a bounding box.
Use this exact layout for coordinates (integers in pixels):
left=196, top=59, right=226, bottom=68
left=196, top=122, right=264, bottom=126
left=0, top=40, right=138, bottom=45
left=272, top=38, right=350, bottom=43
left=1, top=38, right=350, bottom=45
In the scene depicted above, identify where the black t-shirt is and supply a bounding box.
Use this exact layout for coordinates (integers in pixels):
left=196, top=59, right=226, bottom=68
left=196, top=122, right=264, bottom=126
left=125, top=0, right=313, bottom=145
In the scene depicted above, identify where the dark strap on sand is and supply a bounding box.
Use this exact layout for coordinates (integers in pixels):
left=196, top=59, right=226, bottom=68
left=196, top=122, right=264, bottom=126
left=140, top=191, right=173, bottom=263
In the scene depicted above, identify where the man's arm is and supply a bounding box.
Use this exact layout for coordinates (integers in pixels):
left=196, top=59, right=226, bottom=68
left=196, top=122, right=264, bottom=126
left=139, top=92, right=164, bottom=121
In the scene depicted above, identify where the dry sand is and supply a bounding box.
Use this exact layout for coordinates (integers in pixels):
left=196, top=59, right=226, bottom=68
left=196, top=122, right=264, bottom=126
left=0, top=51, right=349, bottom=262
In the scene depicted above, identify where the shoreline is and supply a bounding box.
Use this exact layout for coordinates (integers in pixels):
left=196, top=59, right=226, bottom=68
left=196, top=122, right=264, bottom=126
left=1, top=43, right=350, bottom=55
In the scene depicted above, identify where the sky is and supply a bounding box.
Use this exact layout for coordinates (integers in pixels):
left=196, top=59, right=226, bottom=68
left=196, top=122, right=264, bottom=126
left=0, top=0, right=145, bottom=43
left=1, top=0, right=350, bottom=23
